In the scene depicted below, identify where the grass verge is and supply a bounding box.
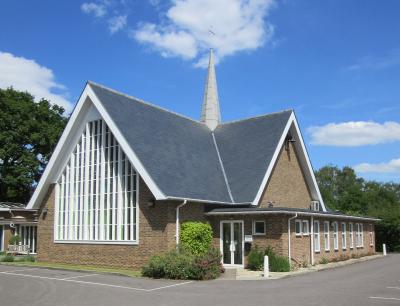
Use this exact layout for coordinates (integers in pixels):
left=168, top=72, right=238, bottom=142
left=0, top=261, right=141, bottom=278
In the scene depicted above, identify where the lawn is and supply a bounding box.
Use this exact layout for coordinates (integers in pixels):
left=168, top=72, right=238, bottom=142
left=0, top=261, right=141, bottom=278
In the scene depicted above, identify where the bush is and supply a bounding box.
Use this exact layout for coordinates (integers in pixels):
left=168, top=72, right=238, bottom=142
left=319, top=257, right=329, bottom=264
left=14, top=255, right=36, bottom=263
left=1, top=255, right=14, bottom=262
left=270, top=255, right=291, bottom=272
left=9, top=235, right=21, bottom=245
left=393, top=245, right=400, bottom=253
left=247, top=246, right=264, bottom=271
left=180, top=222, right=213, bottom=255
left=142, top=247, right=222, bottom=280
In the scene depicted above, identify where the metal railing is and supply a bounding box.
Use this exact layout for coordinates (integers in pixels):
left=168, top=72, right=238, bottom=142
left=7, top=244, right=31, bottom=255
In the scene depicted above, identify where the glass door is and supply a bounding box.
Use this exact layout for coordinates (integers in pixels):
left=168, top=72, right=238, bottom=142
left=221, top=221, right=243, bottom=266
left=0, top=225, right=3, bottom=251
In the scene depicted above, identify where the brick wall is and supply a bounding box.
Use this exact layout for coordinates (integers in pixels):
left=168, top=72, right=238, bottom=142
left=259, top=142, right=313, bottom=209
left=36, top=178, right=206, bottom=269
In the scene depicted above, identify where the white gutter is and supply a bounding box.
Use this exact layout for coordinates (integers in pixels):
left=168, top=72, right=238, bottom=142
left=166, top=196, right=249, bottom=206
left=288, top=213, right=298, bottom=267
left=176, top=200, right=188, bottom=245
left=205, top=210, right=380, bottom=222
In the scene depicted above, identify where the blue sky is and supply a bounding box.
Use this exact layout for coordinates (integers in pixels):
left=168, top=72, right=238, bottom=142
left=0, top=0, right=399, bottom=182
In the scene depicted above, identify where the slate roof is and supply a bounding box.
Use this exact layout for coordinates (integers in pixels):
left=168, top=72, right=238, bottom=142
left=0, top=202, right=26, bottom=209
left=90, top=82, right=292, bottom=204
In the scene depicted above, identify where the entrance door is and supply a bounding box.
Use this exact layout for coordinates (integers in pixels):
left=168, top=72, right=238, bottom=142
left=0, top=225, right=3, bottom=252
left=221, top=221, right=243, bottom=266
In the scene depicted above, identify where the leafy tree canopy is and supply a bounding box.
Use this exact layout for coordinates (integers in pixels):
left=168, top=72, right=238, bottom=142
left=316, top=165, right=400, bottom=251
left=0, top=87, right=67, bottom=203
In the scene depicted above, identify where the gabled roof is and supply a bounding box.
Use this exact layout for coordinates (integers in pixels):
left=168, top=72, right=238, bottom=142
left=90, top=83, right=232, bottom=203
left=214, top=111, right=292, bottom=203
left=27, top=81, right=325, bottom=209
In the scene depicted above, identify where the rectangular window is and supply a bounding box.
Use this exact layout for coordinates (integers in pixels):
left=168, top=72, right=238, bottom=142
left=17, top=225, right=37, bottom=254
left=295, top=220, right=302, bottom=236
left=369, top=224, right=373, bottom=246
left=55, top=120, right=138, bottom=244
left=314, top=220, right=320, bottom=252
left=341, top=223, right=346, bottom=250
left=360, top=223, right=364, bottom=247
left=349, top=223, right=354, bottom=249
left=356, top=223, right=364, bottom=248
left=333, top=222, right=338, bottom=250
left=324, top=221, right=330, bottom=251
left=302, top=220, right=309, bottom=235
left=253, top=220, right=266, bottom=235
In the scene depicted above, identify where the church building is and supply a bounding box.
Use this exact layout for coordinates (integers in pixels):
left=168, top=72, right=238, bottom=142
left=25, top=50, right=378, bottom=269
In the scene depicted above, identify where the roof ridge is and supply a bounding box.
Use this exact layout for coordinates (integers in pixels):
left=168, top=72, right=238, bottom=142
left=211, top=132, right=235, bottom=203
left=220, top=109, right=293, bottom=126
left=88, top=81, right=205, bottom=126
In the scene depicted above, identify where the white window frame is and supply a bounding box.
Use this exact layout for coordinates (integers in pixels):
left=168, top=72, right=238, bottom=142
left=349, top=223, right=354, bottom=249
left=314, top=220, right=320, bottom=252
left=356, top=223, right=364, bottom=248
left=341, top=223, right=346, bottom=250
left=332, top=222, right=339, bottom=250
left=360, top=223, right=364, bottom=247
left=17, top=225, right=37, bottom=254
left=302, top=220, right=309, bottom=236
left=252, top=220, right=266, bottom=235
left=369, top=224, right=373, bottom=246
left=295, top=220, right=302, bottom=236
left=54, top=119, right=139, bottom=245
left=324, top=221, right=330, bottom=251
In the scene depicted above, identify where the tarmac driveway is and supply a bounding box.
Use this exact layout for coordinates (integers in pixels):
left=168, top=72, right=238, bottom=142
left=0, top=254, right=399, bottom=306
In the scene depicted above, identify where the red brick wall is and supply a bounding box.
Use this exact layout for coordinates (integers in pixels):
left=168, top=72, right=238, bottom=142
left=36, top=178, right=206, bottom=269
left=259, top=142, right=313, bottom=209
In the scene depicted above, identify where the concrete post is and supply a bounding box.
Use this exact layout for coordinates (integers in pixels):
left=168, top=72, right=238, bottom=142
left=263, top=255, right=269, bottom=278
left=383, top=244, right=387, bottom=256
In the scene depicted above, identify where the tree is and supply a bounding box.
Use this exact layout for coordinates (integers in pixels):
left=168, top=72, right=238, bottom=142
left=315, top=165, right=400, bottom=251
left=0, top=88, right=67, bottom=203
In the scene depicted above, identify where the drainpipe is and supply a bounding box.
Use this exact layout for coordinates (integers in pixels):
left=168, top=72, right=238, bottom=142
left=176, top=200, right=188, bottom=245
left=288, top=213, right=298, bottom=268
left=310, top=216, right=314, bottom=265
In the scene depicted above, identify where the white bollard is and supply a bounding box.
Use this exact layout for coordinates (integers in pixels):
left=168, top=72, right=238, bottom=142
left=263, top=255, right=269, bottom=278
left=383, top=244, right=387, bottom=256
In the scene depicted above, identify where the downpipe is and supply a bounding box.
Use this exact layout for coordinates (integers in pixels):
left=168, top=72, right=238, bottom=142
left=176, top=200, right=188, bottom=245
left=288, top=213, right=298, bottom=268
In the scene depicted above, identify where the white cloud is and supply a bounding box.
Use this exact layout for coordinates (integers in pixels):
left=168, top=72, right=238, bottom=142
left=308, top=121, right=400, bottom=147
left=348, top=49, right=400, bottom=71
left=132, top=0, right=276, bottom=66
left=354, top=158, right=400, bottom=174
left=0, top=51, right=72, bottom=112
left=81, top=2, right=107, bottom=17
left=108, top=15, right=127, bottom=33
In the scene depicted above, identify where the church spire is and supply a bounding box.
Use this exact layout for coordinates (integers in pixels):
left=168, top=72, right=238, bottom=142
left=200, top=49, right=221, bottom=131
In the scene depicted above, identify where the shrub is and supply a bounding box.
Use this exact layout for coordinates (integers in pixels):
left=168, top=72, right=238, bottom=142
left=339, top=254, right=350, bottom=261
left=394, top=245, right=400, bottom=253
left=1, top=255, right=14, bottom=262
left=269, top=255, right=291, bottom=272
left=247, top=246, right=264, bottom=271
left=14, top=255, right=36, bottom=263
left=180, top=222, right=213, bottom=255
left=319, top=257, right=329, bottom=264
left=9, top=235, right=21, bottom=245
left=0, top=251, right=5, bottom=256
left=142, top=247, right=222, bottom=280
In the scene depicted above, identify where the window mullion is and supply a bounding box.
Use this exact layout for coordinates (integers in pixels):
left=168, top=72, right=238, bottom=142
left=117, top=142, right=123, bottom=241
left=100, top=120, right=106, bottom=241
left=79, top=134, right=84, bottom=240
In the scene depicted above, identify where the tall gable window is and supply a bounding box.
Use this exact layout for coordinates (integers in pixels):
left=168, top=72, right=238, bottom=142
left=55, top=119, right=138, bottom=244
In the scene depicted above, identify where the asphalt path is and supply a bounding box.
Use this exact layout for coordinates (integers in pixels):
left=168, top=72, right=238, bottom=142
left=0, top=254, right=399, bottom=306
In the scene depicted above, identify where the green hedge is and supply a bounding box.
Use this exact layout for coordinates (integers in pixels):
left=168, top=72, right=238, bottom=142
left=142, top=247, right=222, bottom=280
left=180, top=221, right=213, bottom=255
left=247, top=245, right=290, bottom=272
